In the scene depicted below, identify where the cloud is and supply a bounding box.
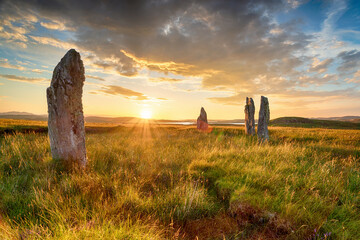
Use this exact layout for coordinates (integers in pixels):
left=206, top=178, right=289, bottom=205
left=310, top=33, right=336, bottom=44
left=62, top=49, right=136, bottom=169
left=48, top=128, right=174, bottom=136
left=273, top=98, right=333, bottom=108
left=0, top=30, right=28, bottom=42
left=149, top=77, right=184, bottom=82
left=29, top=35, right=75, bottom=50
left=0, top=74, right=48, bottom=83
left=1, top=0, right=311, bottom=90
left=345, top=70, right=360, bottom=83
left=91, top=85, right=151, bottom=100
left=121, top=50, right=203, bottom=77
left=1, top=0, right=358, bottom=112
left=308, top=0, right=348, bottom=55
left=91, top=51, right=138, bottom=77
left=31, top=69, right=45, bottom=73
left=337, top=50, right=360, bottom=73
left=91, top=84, right=168, bottom=101
left=208, top=92, right=249, bottom=106
left=297, top=74, right=338, bottom=86
left=308, top=58, right=334, bottom=74
left=85, top=75, right=105, bottom=81
left=285, top=0, right=303, bottom=9
left=0, top=2, right=37, bottom=48
left=278, top=88, right=359, bottom=98
left=270, top=27, right=284, bottom=35
left=0, top=59, right=26, bottom=71
left=40, top=19, right=75, bottom=31
left=208, top=87, right=359, bottom=106
left=0, top=27, right=28, bottom=48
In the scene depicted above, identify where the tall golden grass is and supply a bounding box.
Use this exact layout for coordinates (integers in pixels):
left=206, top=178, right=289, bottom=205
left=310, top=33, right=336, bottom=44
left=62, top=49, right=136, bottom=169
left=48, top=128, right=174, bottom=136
left=0, top=119, right=359, bottom=239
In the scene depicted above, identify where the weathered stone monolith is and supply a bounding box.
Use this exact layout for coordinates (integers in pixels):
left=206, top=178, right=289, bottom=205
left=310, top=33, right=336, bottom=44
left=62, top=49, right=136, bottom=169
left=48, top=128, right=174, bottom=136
left=197, top=107, right=208, bottom=131
left=244, top=97, right=255, bottom=135
left=47, top=49, right=87, bottom=167
left=257, top=96, right=270, bottom=142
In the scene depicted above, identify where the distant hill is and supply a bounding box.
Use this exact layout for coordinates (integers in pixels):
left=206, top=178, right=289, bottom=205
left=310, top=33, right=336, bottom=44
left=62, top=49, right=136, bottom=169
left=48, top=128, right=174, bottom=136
left=0, top=112, right=136, bottom=123
left=0, top=112, right=244, bottom=125
left=270, top=117, right=360, bottom=130
left=312, top=116, right=360, bottom=122
left=349, top=119, right=360, bottom=123
left=0, top=111, right=36, bottom=116
left=0, top=112, right=48, bottom=121
left=1, top=112, right=359, bottom=129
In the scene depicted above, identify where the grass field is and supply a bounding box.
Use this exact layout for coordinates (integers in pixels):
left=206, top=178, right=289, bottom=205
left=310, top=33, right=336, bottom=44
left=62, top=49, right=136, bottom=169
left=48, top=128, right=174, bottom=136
left=0, top=119, right=359, bottom=239
left=270, top=117, right=360, bottom=130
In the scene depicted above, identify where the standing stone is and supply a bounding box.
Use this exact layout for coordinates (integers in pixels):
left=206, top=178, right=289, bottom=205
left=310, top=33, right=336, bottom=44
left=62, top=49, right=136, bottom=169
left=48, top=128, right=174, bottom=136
left=244, top=97, right=255, bottom=135
left=197, top=107, right=208, bottom=131
left=257, top=96, right=270, bottom=142
left=47, top=49, right=87, bottom=167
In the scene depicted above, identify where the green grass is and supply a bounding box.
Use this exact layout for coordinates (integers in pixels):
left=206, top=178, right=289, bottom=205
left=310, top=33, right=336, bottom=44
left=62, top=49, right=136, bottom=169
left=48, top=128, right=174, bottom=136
left=270, top=117, right=360, bottom=130
left=0, top=119, right=360, bottom=239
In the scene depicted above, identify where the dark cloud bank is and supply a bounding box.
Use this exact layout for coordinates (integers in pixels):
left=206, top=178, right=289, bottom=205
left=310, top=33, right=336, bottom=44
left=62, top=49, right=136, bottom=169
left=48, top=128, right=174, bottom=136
left=1, top=0, right=359, bottom=104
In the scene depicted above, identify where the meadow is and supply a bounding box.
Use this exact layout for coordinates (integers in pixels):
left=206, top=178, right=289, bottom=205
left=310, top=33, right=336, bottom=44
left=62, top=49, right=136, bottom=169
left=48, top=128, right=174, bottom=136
left=0, top=119, right=359, bottom=239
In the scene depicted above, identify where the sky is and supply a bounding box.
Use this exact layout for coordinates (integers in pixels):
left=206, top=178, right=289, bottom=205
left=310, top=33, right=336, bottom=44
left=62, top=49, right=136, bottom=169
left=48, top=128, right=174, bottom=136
left=0, top=0, right=359, bottom=120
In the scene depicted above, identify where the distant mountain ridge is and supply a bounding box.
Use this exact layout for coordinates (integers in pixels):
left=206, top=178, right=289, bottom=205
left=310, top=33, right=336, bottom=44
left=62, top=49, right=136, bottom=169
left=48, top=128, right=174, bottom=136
left=0, top=112, right=244, bottom=124
left=0, top=112, right=359, bottom=124
left=0, top=112, right=47, bottom=121
left=0, top=112, right=136, bottom=124
left=0, top=111, right=37, bottom=116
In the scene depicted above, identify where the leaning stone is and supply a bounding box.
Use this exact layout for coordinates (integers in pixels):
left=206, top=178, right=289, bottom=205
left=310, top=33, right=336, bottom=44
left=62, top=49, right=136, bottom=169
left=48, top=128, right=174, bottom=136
left=197, top=107, right=208, bottom=131
left=47, top=49, right=87, bottom=167
left=257, top=96, right=270, bottom=142
left=244, top=97, right=255, bottom=135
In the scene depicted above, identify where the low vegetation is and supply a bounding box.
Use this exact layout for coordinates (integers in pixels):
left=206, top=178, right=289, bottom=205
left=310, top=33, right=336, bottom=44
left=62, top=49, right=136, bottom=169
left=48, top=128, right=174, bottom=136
left=270, top=117, right=360, bottom=130
left=0, top=119, right=359, bottom=239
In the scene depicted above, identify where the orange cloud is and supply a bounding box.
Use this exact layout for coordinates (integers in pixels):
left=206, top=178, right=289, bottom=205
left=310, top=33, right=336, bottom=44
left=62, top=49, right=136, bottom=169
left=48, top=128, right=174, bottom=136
left=308, top=58, right=334, bottom=73
left=40, top=19, right=75, bottom=31
left=85, top=75, right=105, bottom=81
left=0, top=59, right=26, bottom=71
left=121, top=50, right=205, bottom=76
left=91, top=85, right=150, bottom=100
left=91, top=84, right=168, bottom=102
left=0, top=74, right=48, bottom=83
left=149, top=77, right=184, bottom=82
left=29, top=36, right=75, bottom=50
left=31, top=69, right=46, bottom=73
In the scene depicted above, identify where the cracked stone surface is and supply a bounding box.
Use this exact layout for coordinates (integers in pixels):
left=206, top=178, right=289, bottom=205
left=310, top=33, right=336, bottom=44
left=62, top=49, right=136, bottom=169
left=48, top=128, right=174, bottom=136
left=244, top=97, right=255, bottom=135
left=47, top=49, right=87, bottom=167
left=197, top=107, right=208, bottom=130
left=257, top=96, right=270, bottom=142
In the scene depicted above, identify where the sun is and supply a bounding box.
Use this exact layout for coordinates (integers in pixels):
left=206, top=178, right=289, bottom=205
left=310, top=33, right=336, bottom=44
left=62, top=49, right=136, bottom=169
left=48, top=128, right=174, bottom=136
left=140, top=109, right=152, bottom=119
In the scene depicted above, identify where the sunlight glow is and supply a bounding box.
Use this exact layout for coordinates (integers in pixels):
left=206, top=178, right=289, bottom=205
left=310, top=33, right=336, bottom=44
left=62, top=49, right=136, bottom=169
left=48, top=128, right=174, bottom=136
left=140, top=109, right=152, bottom=119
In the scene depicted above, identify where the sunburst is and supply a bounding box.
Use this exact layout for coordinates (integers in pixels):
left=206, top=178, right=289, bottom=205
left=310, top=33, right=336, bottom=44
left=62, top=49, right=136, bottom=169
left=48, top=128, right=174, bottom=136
left=140, top=109, right=152, bottom=119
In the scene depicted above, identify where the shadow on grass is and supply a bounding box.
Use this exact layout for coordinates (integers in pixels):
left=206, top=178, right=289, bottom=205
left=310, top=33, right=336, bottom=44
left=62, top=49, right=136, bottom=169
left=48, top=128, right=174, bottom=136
left=0, top=126, right=48, bottom=135
left=0, top=125, right=126, bottom=136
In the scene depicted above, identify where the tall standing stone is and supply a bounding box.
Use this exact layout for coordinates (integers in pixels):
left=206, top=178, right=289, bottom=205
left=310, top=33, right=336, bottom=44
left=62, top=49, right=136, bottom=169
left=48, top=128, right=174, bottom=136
left=47, top=49, right=87, bottom=167
left=257, top=96, right=270, bottom=142
left=244, top=97, right=255, bottom=135
left=197, top=107, right=208, bottom=131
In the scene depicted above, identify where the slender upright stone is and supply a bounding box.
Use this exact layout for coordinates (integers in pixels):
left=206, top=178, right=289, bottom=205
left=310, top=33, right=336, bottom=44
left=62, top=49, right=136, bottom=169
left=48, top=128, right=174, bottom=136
left=244, top=97, right=255, bottom=135
left=47, top=49, right=87, bottom=167
left=197, top=107, right=208, bottom=131
left=257, top=96, right=270, bottom=142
